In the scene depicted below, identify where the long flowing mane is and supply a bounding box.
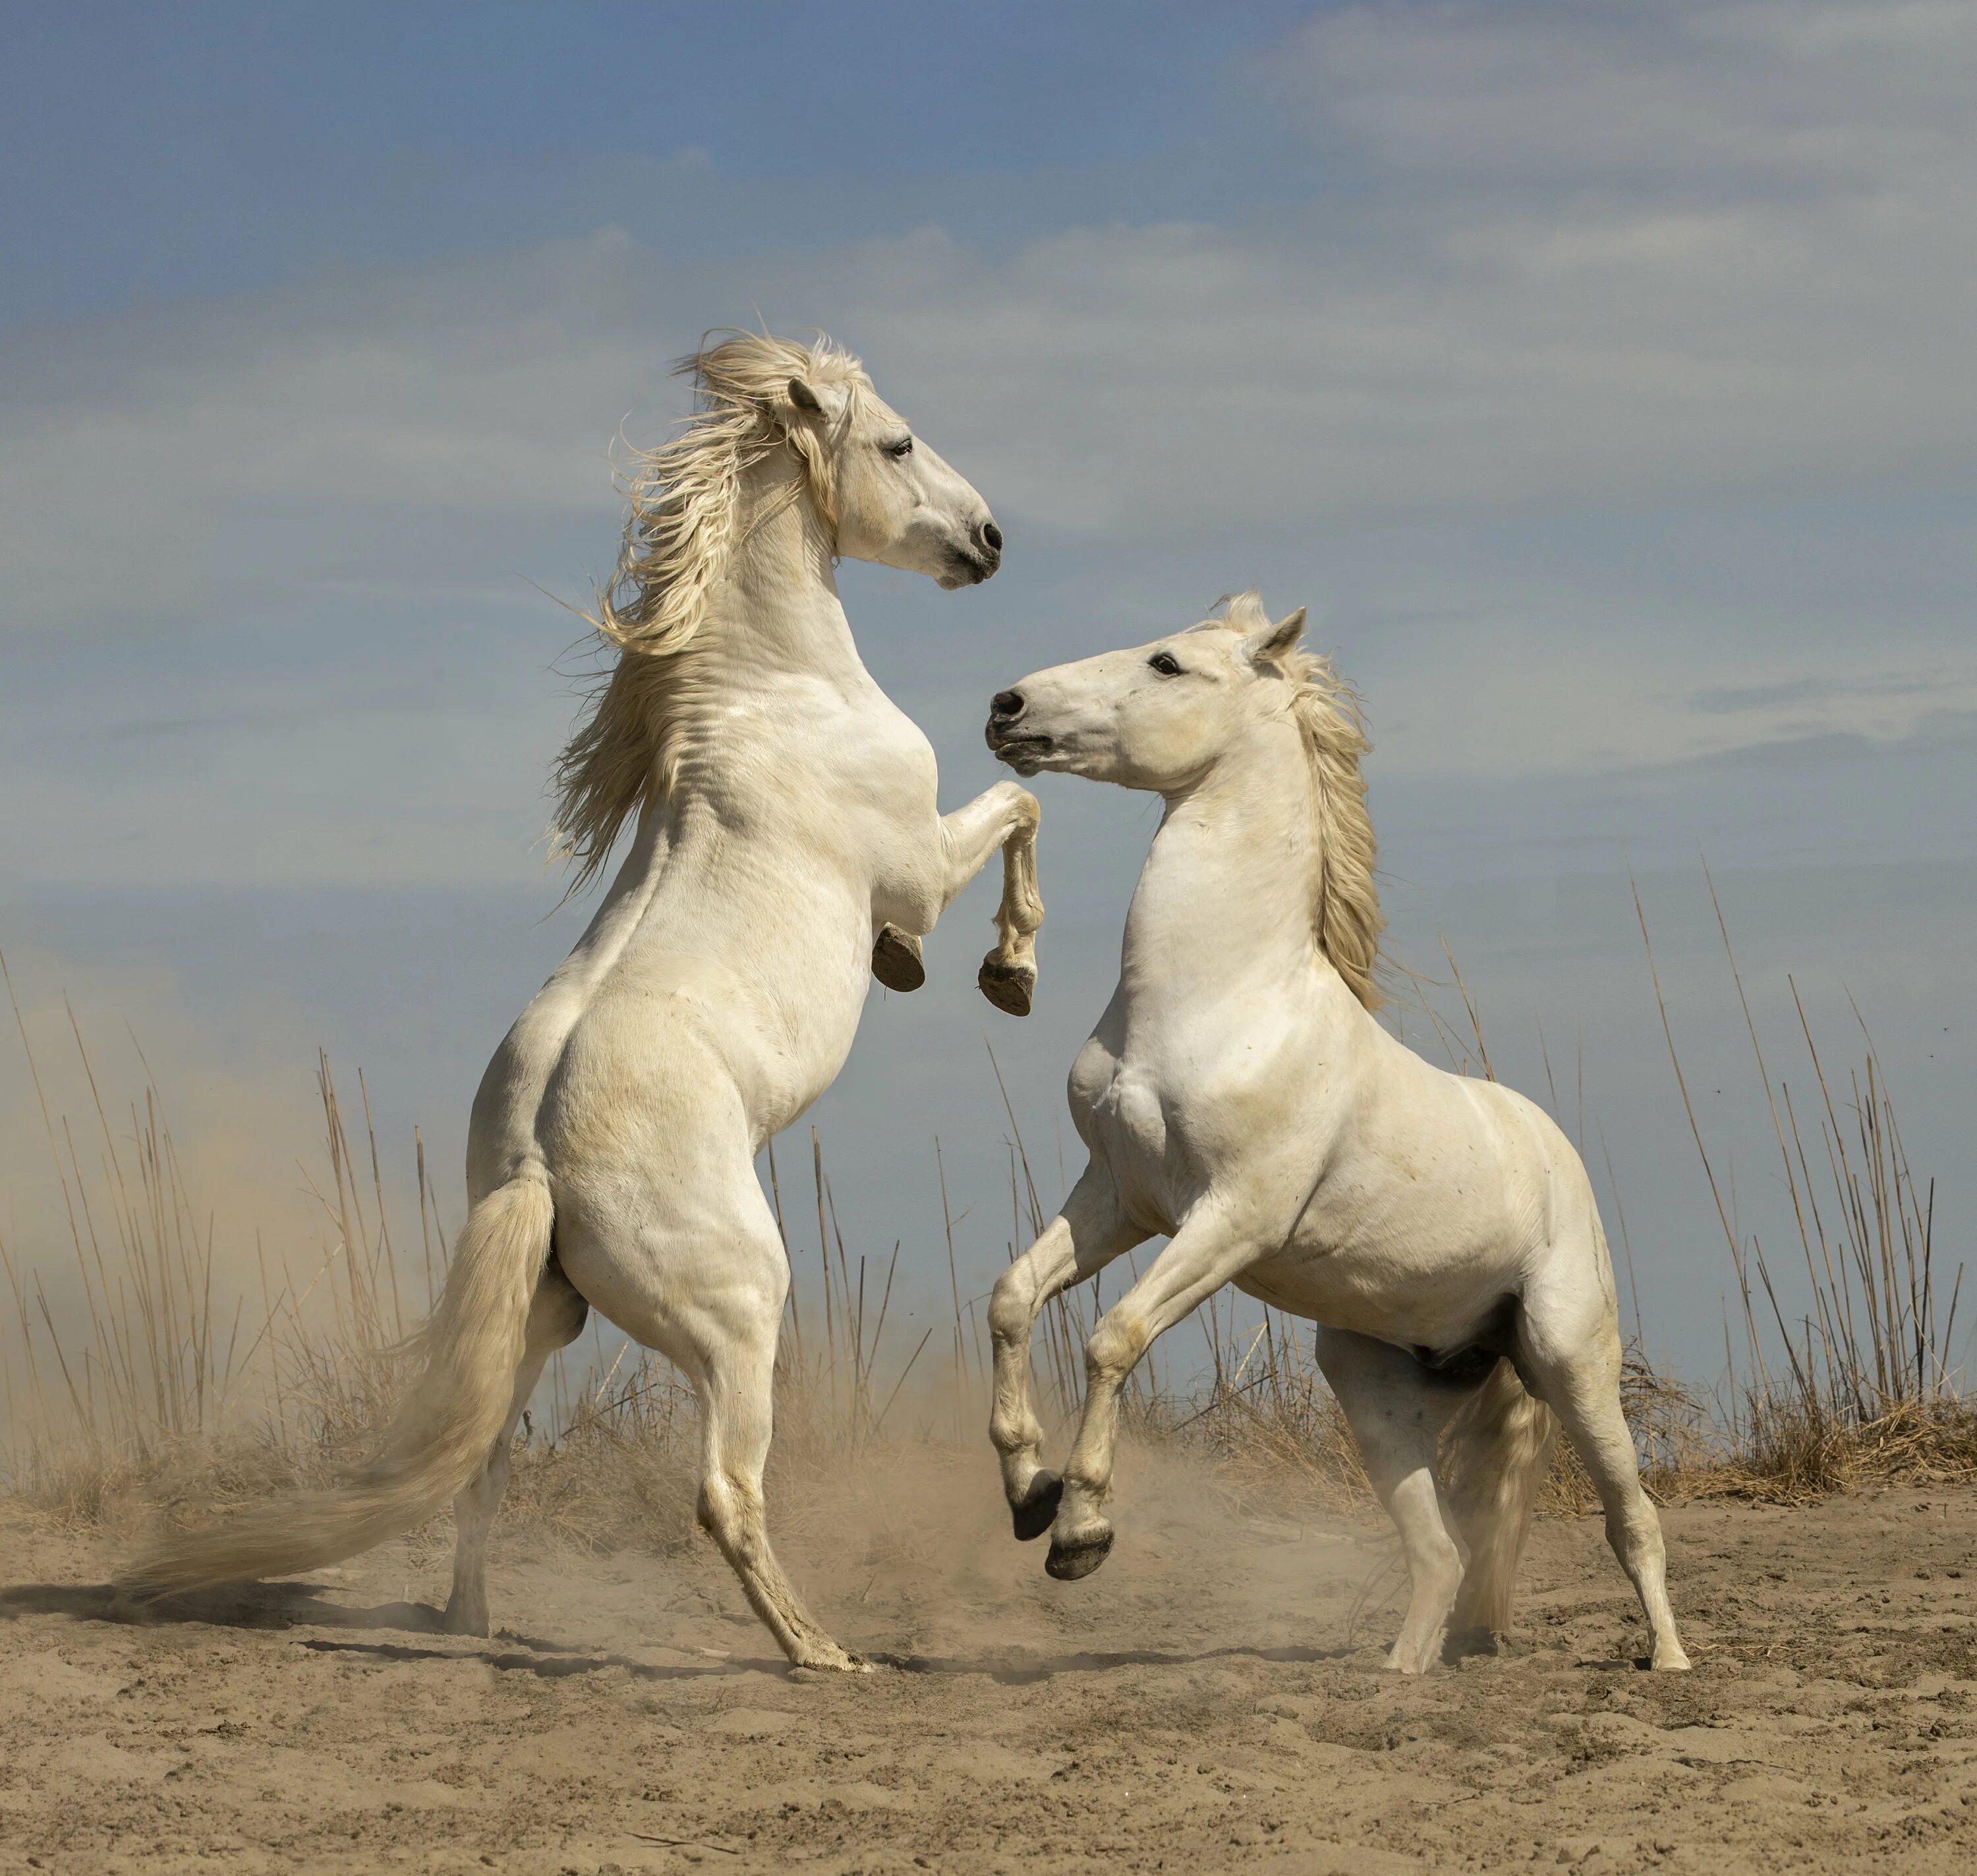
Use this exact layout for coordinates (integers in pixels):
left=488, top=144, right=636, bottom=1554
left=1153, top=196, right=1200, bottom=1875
left=551, top=331, right=872, bottom=889
left=1211, top=592, right=1385, bottom=1011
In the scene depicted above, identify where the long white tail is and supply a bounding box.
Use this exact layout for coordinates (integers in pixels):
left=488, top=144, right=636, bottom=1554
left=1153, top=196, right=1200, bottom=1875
left=122, top=1176, right=554, bottom=1596
left=1443, top=1357, right=1557, bottom=1635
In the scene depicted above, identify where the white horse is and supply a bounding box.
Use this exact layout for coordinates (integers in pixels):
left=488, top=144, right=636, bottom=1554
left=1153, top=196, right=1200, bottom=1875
left=981, top=594, right=1687, bottom=1674
left=128, top=331, right=1043, bottom=1672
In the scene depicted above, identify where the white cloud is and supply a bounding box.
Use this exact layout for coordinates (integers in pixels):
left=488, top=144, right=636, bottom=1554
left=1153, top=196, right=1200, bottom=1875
left=1281, top=1, right=1976, bottom=190
left=8, top=3, right=1977, bottom=642
left=0, top=231, right=674, bottom=635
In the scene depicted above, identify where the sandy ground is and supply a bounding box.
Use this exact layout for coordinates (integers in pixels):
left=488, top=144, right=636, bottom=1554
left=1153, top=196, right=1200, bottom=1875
left=2, top=1444, right=1974, bottom=1875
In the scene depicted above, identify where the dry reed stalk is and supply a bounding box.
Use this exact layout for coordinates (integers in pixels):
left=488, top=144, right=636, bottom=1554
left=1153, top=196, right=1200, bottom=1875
left=1632, top=876, right=1971, bottom=1500
left=3, top=907, right=1968, bottom=1557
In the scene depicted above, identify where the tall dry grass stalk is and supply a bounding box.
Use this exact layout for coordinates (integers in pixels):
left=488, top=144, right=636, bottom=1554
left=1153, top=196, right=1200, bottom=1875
left=1632, top=873, right=1973, bottom=1498
left=0, top=950, right=958, bottom=1550
left=2, top=889, right=1969, bottom=1561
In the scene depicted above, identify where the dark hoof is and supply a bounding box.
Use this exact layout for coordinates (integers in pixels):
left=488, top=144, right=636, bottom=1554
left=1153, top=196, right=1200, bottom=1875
left=872, top=925, right=925, bottom=993
left=438, top=1603, right=490, bottom=1639
left=977, top=954, right=1035, bottom=1017
left=1010, top=1471, right=1063, bottom=1543
left=1441, top=1625, right=1501, bottom=1666
left=1045, top=1531, right=1112, bottom=1581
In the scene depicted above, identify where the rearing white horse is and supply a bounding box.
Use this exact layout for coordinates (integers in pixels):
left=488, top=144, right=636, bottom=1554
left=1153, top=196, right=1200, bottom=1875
left=129, top=332, right=1043, bottom=1672
left=983, top=594, right=1686, bottom=1674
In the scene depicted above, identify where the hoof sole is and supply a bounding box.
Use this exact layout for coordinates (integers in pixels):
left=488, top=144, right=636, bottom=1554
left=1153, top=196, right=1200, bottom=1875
left=978, top=956, right=1035, bottom=1017
left=1010, top=1473, right=1063, bottom=1543
left=873, top=926, right=926, bottom=993
left=1045, top=1531, right=1112, bottom=1581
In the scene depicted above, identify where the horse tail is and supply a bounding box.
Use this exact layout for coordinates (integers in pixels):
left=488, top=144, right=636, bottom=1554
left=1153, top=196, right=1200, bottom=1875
left=123, top=1176, right=554, bottom=1597
left=1443, top=1356, right=1557, bottom=1635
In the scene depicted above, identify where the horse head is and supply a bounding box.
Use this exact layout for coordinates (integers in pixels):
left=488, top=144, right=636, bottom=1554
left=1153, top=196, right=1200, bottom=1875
left=984, top=592, right=1311, bottom=791
left=778, top=355, right=1001, bottom=589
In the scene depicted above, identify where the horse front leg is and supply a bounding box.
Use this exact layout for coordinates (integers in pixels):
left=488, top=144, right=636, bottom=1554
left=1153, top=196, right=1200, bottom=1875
left=987, top=1164, right=1144, bottom=1539
left=935, top=780, right=1043, bottom=1015
left=1048, top=1207, right=1253, bottom=1581
left=977, top=789, right=1043, bottom=1016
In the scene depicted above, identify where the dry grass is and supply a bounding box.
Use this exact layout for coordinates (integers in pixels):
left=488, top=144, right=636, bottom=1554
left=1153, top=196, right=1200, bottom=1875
left=1, top=903, right=1970, bottom=1578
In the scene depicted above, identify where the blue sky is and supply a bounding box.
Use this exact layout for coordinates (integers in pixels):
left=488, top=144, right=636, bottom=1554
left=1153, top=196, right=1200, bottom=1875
left=5, top=1, right=1974, bottom=1392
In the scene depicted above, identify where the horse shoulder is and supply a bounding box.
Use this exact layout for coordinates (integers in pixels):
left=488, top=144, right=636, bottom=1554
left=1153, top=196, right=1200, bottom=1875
left=842, top=678, right=940, bottom=794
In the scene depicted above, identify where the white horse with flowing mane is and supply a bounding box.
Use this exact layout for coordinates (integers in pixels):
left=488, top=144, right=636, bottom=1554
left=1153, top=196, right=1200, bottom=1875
left=127, top=331, right=1043, bottom=1672
left=981, top=594, right=1687, bottom=1674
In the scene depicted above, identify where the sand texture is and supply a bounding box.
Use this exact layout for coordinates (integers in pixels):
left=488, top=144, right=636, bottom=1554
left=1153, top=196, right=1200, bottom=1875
left=3, top=1449, right=1974, bottom=1873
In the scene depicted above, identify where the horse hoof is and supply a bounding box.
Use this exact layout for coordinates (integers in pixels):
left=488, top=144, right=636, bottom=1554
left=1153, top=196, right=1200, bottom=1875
left=437, top=1601, right=490, bottom=1639
left=793, top=1643, right=871, bottom=1674
left=978, top=955, right=1035, bottom=1017
left=1010, top=1472, right=1063, bottom=1542
left=872, top=926, right=925, bottom=993
left=1441, top=1626, right=1500, bottom=1666
left=1045, top=1530, right=1112, bottom=1580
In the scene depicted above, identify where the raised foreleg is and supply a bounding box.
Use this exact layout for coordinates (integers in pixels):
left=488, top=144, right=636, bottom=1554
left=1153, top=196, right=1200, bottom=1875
left=873, top=781, right=1039, bottom=1004
left=1046, top=1206, right=1256, bottom=1580
left=987, top=1164, right=1146, bottom=1539
left=937, top=780, right=1044, bottom=1015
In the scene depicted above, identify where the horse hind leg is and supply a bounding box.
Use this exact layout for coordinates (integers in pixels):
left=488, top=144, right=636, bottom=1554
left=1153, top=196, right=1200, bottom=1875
left=1520, top=1285, right=1690, bottom=1671
left=440, top=1256, right=589, bottom=1637
left=1313, top=1326, right=1468, bottom=1676
left=673, top=1261, right=866, bottom=1673
left=1443, top=1356, right=1557, bottom=1661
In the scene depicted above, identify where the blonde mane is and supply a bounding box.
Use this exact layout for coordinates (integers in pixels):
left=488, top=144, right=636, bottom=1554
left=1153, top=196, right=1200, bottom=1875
left=552, top=331, right=872, bottom=888
left=1209, top=592, right=1385, bottom=1010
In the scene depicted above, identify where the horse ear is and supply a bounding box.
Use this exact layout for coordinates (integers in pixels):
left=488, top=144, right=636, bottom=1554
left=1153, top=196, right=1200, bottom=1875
left=1244, top=606, right=1307, bottom=670
left=786, top=376, right=846, bottom=422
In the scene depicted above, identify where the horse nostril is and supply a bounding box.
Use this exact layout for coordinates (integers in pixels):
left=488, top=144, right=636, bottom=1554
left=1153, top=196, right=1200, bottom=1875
left=990, top=689, right=1024, bottom=722
left=980, top=521, right=1004, bottom=554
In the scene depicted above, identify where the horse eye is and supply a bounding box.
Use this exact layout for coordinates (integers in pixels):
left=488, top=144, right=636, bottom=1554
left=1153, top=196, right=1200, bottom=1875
left=1149, top=652, right=1182, bottom=677
left=886, top=436, right=913, bottom=459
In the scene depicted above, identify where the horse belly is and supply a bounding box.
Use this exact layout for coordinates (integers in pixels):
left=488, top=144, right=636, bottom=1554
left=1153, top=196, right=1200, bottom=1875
left=1237, top=1168, right=1528, bottom=1352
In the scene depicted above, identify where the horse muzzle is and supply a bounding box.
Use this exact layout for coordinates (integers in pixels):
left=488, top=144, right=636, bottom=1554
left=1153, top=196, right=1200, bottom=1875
left=985, top=686, right=1054, bottom=770
left=938, top=518, right=1003, bottom=589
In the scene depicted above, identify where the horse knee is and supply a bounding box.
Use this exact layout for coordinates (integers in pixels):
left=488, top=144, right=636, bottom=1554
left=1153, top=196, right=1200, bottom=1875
left=697, top=1471, right=764, bottom=1556
left=987, top=1266, right=1035, bottom=1348
left=1085, top=1308, right=1148, bottom=1381
left=1416, top=1523, right=1463, bottom=1592
left=1604, top=1491, right=1663, bottom=1554
left=988, top=1398, right=1039, bottom=1456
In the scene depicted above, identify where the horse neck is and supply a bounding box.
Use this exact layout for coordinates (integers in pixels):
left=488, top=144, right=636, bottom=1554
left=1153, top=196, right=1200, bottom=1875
left=689, top=451, right=863, bottom=688
left=1122, top=719, right=1326, bottom=1000
left=581, top=454, right=874, bottom=934
left=645, top=455, right=874, bottom=793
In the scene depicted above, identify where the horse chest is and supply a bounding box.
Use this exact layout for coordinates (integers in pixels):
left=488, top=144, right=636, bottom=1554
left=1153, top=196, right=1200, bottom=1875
left=1070, top=1038, right=1180, bottom=1220
left=844, top=695, right=937, bottom=797
left=830, top=705, right=940, bottom=863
